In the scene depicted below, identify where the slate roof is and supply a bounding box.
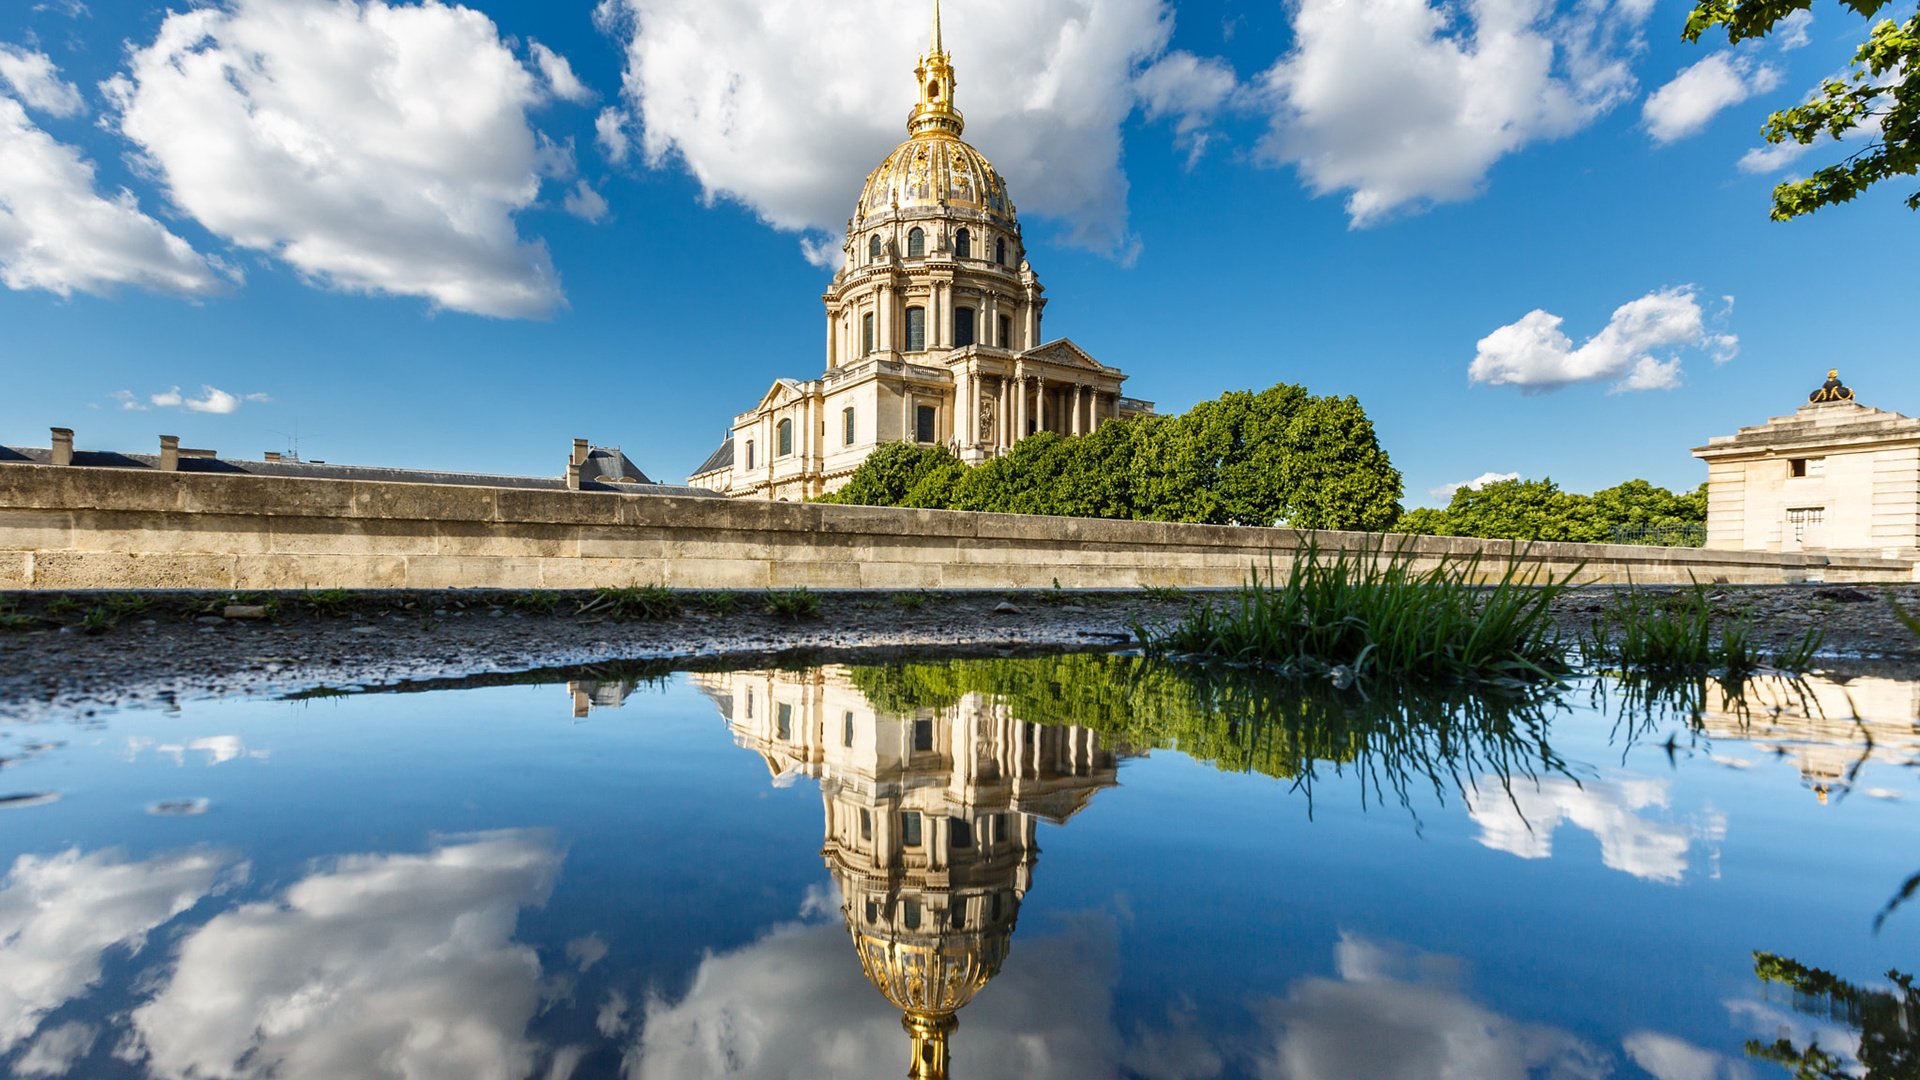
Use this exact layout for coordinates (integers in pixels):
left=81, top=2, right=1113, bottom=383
left=691, top=438, right=735, bottom=478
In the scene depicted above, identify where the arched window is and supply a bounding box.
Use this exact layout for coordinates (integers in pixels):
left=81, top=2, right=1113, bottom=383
left=868, top=234, right=882, bottom=262
left=955, top=228, right=971, bottom=258
left=843, top=407, right=856, bottom=446
left=862, top=312, right=875, bottom=355
left=907, top=227, right=925, bottom=258
left=995, top=237, right=1007, bottom=265
left=776, top=418, right=793, bottom=457
left=905, top=306, right=926, bottom=351
left=954, top=307, right=975, bottom=347
left=745, top=440, right=755, bottom=470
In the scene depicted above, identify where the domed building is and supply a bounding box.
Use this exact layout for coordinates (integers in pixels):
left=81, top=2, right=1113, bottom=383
left=689, top=3, right=1152, bottom=500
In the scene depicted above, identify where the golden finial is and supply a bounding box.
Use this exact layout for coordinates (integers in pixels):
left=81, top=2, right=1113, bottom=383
left=909, top=0, right=964, bottom=138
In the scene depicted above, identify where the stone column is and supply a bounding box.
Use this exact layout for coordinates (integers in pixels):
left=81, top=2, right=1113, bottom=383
left=1014, top=367, right=1028, bottom=439
left=1071, top=385, right=1084, bottom=436
left=968, top=371, right=981, bottom=447
left=824, top=310, right=836, bottom=368
left=879, top=286, right=894, bottom=352
left=998, top=375, right=1011, bottom=449
left=1036, top=377, right=1048, bottom=433
left=50, top=428, right=73, bottom=466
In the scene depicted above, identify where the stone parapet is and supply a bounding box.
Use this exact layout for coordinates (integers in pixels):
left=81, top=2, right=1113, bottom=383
left=1, top=462, right=1913, bottom=591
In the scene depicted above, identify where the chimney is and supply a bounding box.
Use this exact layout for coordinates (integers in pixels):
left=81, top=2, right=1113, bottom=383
left=566, top=460, right=582, bottom=492
left=264, top=451, right=283, bottom=463
left=159, top=435, right=180, bottom=472
left=49, top=428, right=73, bottom=466
left=572, top=438, right=591, bottom=467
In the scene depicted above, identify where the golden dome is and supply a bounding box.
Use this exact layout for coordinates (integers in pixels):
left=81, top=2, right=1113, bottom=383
left=853, top=0, right=1018, bottom=232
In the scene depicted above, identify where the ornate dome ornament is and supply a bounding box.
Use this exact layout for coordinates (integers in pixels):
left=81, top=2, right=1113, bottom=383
left=853, top=0, right=1018, bottom=232
left=1809, top=369, right=1857, bottom=403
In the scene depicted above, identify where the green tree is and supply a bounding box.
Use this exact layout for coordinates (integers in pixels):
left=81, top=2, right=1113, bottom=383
left=815, top=442, right=959, bottom=507
left=1274, top=394, right=1404, bottom=530
left=1589, top=479, right=1708, bottom=540
left=1393, top=507, right=1455, bottom=536
left=1684, top=0, right=1920, bottom=219
left=1394, top=477, right=1706, bottom=544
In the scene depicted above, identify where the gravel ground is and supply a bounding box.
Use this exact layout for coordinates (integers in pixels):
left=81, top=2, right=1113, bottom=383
left=5, top=583, right=1920, bottom=721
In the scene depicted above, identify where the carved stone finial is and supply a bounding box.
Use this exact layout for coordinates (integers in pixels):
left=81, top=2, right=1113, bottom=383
left=1808, top=369, right=1855, bottom=404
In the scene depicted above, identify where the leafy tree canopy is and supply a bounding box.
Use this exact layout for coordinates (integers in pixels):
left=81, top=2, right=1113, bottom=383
left=1392, top=477, right=1708, bottom=545
left=1684, top=0, right=1920, bottom=218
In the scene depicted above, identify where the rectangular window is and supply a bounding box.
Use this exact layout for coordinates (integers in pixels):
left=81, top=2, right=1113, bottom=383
left=862, top=312, right=875, bottom=355
left=843, top=408, right=856, bottom=446
left=916, top=405, right=937, bottom=444
left=913, top=718, right=934, bottom=753
left=993, top=813, right=1008, bottom=844
left=860, top=808, right=872, bottom=840
left=843, top=710, right=855, bottom=747
left=1790, top=458, right=1807, bottom=477
left=950, top=817, right=973, bottom=847
left=777, top=419, right=793, bottom=457
left=998, top=314, right=1012, bottom=349
left=745, top=441, right=754, bottom=470
left=1788, top=507, right=1825, bottom=542
left=954, top=307, right=976, bottom=347
left=901, top=811, right=922, bottom=847
left=905, top=307, right=926, bottom=351
left=776, top=702, right=792, bottom=740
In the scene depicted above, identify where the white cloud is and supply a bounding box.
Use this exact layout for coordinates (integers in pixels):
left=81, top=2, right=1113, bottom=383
left=0, top=846, right=234, bottom=1055
left=1622, top=1030, right=1757, bottom=1079
left=1254, top=0, right=1646, bottom=226
left=0, top=96, right=229, bottom=299
left=13, top=1021, right=97, bottom=1078
left=129, top=831, right=560, bottom=1080
left=1135, top=50, right=1240, bottom=163
left=1644, top=53, right=1781, bottom=144
left=1251, top=932, right=1610, bottom=1078
left=105, top=0, right=571, bottom=318
left=593, top=0, right=1192, bottom=260
left=594, top=107, right=632, bottom=164
left=1468, top=286, right=1738, bottom=394
left=138, top=385, right=269, bottom=415
left=0, top=44, right=84, bottom=117
left=1430, top=470, right=1522, bottom=501
left=564, top=179, right=610, bottom=223
left=1466, top=775, right=1714, bottom=882
left=531, top=41, right=593, bottom=105
left=1776, top=9, right=1813, bottom=50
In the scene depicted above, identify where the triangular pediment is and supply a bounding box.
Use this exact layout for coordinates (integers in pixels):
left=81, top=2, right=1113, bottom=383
left=754, top=378, right=805, bottom=410
left=1020, top=338, right=1107, bottom=372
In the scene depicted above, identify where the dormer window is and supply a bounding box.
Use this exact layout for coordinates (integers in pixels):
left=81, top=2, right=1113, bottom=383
left=907, top=227, right=925, bottom=257
left=868, top=234, right=882, bottom=262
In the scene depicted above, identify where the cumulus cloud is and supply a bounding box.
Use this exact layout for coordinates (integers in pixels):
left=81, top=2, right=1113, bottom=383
left=0, top=97, right=229, bottom=299
left=13, top=1021, right=97, bottom=1078
left=1465, top=775, right=1713, bottom=883
left=1430, top=471, right=1522, bottom=501
left=564, top=179, right=610, bottom=223
left=1135, top=51, right=1240, bottom=163
left=0, top=846, right=234, bottom=1056
left=104, top=0, right=573, bottom=318
left=1250, top=932, right=1610, bottom=1078
left=129, top=830, right=561, bottom=1080
left=593, top=0, right=1198, bottom=261
left=0, top=44, right=84, bottom=117
left=1254, top=0, right=1646, bottom=226
left=1468, top=286, right=1738, bottom=394
left=129, top=385, right=270, bottom=415
left=1644, top=53, right=1781, bottom=144
left=594, top=107, right=632, bottom=164
left=1776, top=9, right=1813, bottom=50
left=1622, top=1030, right=1758, bottom=1079
left=531, top=41, right=593, bottom=105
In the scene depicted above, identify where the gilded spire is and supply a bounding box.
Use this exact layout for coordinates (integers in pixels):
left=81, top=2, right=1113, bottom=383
left=909, top=0, right=964, bottom=137
left=904, top=1011, right=955, bottom=1080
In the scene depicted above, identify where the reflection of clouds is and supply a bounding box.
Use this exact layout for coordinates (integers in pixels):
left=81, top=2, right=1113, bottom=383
left=1725, top=998, right=1862, bottom=1074
left=0, top=847, right=234, bottom=1055
left=1251, top=933, right=1610, bottom=1080
left=1622, top=1030, right=1756, bottom=1079
left=125, top=735, right=268, bottom=767
left=1466, top=776, right=1709, bottom=884
left=130, top=830, right=560, bottom=1080
left=627, top=908, right=1130, bottom=1080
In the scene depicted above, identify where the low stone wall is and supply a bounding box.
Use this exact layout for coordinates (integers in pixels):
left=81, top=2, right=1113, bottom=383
left=1, top=463, right=1913, bottom=591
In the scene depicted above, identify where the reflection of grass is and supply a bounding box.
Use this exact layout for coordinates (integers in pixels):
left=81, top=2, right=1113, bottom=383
left=1136, top=540, right=1573, bottom=685
left=847, top=653, right=1569, bottom=814
left=1584, top=584, right=1822, bottom=678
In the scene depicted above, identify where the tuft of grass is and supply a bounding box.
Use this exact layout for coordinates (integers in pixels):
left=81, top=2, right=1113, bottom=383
left=1035, top=579, right=1072, bottom=606
left=0, top=599, right=34, bottom=632
left=1141, top=585, right=1185, bottom=602
left=43, top=596, right=81, bottom=618
left=588, top=585, right=681, bottom=621
left=697, top=591, right=739, bottom=616
left=892, top=591, right=931, bottom=611
left=1584, top=584, right=1823, bottom=678
left=763, top=588, right=822, bottom=621
left=304, top=589, right=356, bottom=617
left=103, top=594, right=153, bottom=618
left=1134, top=540, right=1576, bottom=685
left=79, top=606, right=117, bottom=635
left=508, top=590, right=563, bottom=616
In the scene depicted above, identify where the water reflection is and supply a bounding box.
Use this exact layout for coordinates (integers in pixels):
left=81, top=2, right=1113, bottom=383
left=694, top=667, right=1126, bottom=1078
left=1695, top=677, right=1920, bottom=805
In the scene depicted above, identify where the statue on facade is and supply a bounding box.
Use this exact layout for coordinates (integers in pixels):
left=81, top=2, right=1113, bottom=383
left=1809, top=369, right=1856, bottom=403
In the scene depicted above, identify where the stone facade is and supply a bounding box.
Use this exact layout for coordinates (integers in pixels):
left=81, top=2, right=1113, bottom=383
left=1694, top=375, right=1920, bottom=558
left=688, top=6, right=1150, bottom=501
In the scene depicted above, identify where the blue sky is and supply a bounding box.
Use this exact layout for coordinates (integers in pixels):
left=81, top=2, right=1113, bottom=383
left=1, top=0, right=1914, bottom=507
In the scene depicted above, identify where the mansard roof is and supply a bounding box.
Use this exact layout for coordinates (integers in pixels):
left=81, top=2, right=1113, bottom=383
left=690, top=438, right=734, bottom=478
